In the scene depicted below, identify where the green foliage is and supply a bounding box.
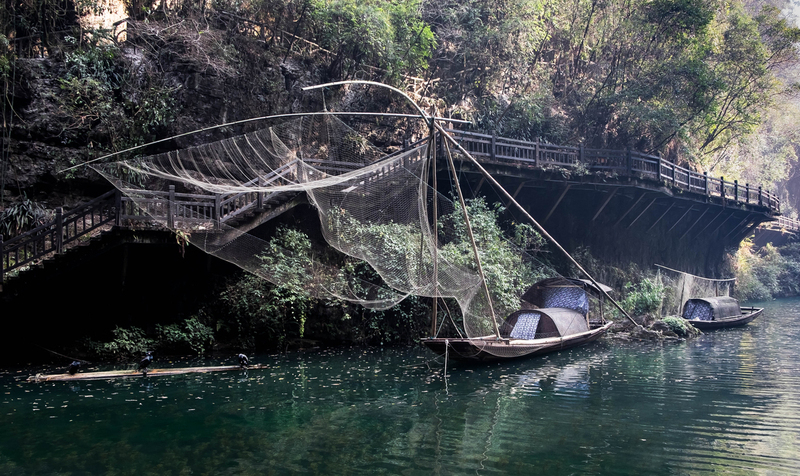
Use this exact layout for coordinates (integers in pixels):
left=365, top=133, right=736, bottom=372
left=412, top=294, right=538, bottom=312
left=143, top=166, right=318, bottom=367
left=438, top=197, right=550, bottom=318
left=216, top=226, right=316, bottom=349
left=0, top=196, right=50, bottom=239
left=620, top=278, right=665, bottom=316
left=662, top=316, right=692, bottom=337
left=735, top=242, right=800, bottom=301
left=84, top=326, right=154, bottom=360
left=56, top=37, right=126, bottom=145
left=83, top=317, right=214, bottom=360
left=155, top=317, right=215, bottom=354
left=0, top=34, right=10, bottom=81
left=310, top=0, right=434, bottom=80
left=48, top=28, right=177, bottom=152
left=424, top=0, right=799, bottom=176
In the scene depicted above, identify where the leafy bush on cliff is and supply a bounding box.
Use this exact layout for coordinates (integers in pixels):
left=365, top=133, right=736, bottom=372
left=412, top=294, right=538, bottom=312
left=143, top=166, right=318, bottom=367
left=84, top=326, right=154, bottom=360
left=310, top=0, right=434, bottom=81
left=735, top=242, right=800, bottom=301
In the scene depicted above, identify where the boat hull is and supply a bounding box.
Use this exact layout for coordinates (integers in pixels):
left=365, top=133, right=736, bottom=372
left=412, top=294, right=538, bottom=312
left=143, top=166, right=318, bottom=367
left=423, top=321, right=613, bottom=362
left=685, top=307, right=763, bottom=330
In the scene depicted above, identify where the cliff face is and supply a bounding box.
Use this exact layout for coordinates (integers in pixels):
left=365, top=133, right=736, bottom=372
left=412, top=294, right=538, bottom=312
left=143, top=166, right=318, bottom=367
left=2, top=24, right=323, bottom=209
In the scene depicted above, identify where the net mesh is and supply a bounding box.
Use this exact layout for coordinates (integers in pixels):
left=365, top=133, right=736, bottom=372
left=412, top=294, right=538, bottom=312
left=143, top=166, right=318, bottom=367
left=655, top=267, right=733, bottom=317
left=93, top=113, right=595, bottom=358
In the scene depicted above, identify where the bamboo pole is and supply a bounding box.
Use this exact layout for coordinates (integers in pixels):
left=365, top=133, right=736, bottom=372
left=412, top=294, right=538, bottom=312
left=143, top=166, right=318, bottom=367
left=442, top=135, right=501, bottom=339
left=60, top=109, right=469, bottom=173
left=430, top=124, right=439, bottom=337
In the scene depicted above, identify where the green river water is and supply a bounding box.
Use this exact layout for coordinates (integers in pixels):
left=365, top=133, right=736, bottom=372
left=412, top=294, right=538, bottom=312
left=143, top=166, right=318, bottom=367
left=2, top=298, right=799, bottom=475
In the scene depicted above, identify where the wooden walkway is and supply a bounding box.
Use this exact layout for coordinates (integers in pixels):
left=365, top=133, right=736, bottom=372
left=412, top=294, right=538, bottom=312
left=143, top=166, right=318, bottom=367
left=2, top=129, right=798, bottom=280
left=446, top=129, right=783, bottom=213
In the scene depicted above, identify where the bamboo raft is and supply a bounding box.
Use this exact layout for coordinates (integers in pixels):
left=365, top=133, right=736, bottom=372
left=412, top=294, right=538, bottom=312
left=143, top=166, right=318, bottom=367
left=27, top=364, right=266, bottom=382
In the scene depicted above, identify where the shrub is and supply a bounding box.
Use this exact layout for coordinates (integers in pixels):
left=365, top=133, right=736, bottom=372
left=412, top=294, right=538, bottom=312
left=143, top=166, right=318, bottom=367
left=620, top=278, right=665, bottom=316
left=662, top=316, right=692, bottom=337
left=0, top=196, right=51, bottom=239
left=155, top=317, right=215, bottom=354
left=84, top=326, right=154, bottom=360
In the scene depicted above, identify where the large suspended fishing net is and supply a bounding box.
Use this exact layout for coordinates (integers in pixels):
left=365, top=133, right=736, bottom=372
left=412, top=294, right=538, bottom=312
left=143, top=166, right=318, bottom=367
left=93, top=112, right=595, bottom=357
left=655, top=266, right=733, bottom=317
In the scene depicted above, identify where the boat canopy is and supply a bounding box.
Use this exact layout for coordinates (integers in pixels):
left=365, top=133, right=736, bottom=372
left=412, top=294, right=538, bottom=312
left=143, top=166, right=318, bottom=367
left=501, top=308, right=589, bottom=340
left=520, top=277, right=610, bottom=317
left=682, top=296, right=742, bottom=321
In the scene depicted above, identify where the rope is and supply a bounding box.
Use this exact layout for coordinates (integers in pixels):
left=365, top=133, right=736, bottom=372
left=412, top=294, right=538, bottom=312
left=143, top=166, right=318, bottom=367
left=654, top=263, right=736, bottom=282
left=443, top=339, right=449, bottom=394
left=34, top=344, right=92, bottom=365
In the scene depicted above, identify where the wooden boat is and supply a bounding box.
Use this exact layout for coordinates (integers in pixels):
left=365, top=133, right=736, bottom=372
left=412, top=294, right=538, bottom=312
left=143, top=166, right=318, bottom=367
left=423, top=322, right=613, bottom=362
left=682, top=296, right=763, bottom=330
left=28, top=364, right=265, bottom=382
left=424, top=278, right=614, bottom=361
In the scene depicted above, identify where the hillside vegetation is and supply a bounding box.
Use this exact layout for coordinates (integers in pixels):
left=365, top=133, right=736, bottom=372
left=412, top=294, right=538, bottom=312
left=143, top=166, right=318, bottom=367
left=2, top=0, right=800, bottom=207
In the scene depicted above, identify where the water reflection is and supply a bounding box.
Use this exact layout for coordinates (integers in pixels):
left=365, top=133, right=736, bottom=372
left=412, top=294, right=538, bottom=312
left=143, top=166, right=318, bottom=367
left=1, top=299, right=800, bottom=474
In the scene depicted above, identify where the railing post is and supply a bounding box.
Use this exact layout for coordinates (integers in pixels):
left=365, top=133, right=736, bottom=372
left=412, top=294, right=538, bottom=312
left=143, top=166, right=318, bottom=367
left=257, top=177, right=264, bottom=210
left=215, top=194, right=222, bottom=230
left=734, top=180, right=738, bottom=203
left=115, top=189, right=122, bottom=227
left=704, top=172, right=709, bottom=195
left=626, top=148, right=633, bottom=175
left=535, top=142, right=539, bottom=167
left=745, top=183, right=749, bottom=204
left=168, top=185, right=175, bottom=229
left=579, top=145, right=584, bottom=165
left=56, top=207, right=64, bottom=254
left=758, top=186, right=763, bottom=206
left=656, top=156, right=661, bottom=182
left=720, top=177, right=725, bottom=200
left=491, top=131, right=497, bottom=161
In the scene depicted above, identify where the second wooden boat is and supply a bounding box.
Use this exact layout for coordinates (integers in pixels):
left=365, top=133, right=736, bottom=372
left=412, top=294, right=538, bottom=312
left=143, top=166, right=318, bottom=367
left=682, top=296, right=763, bottom=330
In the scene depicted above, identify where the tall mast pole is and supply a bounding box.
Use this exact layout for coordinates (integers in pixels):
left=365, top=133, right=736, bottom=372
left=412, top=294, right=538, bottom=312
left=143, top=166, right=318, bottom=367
left=442, top=138, right=501, bottom=338
left=430, top=123, right=439, bottom=337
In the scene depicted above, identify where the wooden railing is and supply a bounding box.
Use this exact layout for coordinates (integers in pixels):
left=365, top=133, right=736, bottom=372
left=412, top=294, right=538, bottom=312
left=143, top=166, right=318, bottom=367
left=1, top=190, right=119, bottom=279
left=446, top=130, right=782, bottom=212
left=1, top=162, right=309, bottom=280
left=761, top=215, right=800, bottom=233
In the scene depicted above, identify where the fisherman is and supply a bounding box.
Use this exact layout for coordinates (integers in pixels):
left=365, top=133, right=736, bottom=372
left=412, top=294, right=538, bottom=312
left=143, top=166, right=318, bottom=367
left=237, top=353, right=249, bottom=369
left=138, top=351, right=153, bottom=375
left=66, top=361, right=81, bottom=375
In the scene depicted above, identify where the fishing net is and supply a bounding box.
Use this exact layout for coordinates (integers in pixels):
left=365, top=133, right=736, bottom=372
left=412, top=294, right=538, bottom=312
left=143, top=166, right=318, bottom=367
left=93, top=112, right=596, bottom=358
left=655, top=266, right=733, bottom=317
